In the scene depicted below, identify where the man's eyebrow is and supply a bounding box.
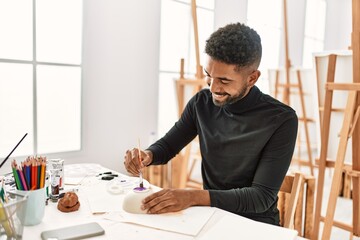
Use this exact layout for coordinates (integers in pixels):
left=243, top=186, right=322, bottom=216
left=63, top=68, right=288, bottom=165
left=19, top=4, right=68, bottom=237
left=204, top=69, right=235, bottom=83
left=204, top=69, right=232, bottom=81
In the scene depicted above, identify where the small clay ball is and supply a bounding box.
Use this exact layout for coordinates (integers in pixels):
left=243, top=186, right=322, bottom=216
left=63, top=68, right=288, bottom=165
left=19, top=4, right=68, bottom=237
left=57, top=192, right=80, bottom=213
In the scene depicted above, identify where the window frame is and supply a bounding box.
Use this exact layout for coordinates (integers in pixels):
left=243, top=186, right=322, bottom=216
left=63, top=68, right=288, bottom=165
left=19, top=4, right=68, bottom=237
left=0, top=0, right=83, bottom=157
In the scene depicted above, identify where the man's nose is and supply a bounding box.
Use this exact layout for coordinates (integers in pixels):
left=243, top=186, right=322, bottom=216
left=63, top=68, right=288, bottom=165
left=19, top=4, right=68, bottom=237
left=207, top=77, right=219, bottom=92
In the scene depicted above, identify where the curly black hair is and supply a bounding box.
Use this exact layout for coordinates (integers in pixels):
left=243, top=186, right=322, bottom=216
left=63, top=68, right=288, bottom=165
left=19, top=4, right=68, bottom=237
left=205, top=23, right=262, bottom=70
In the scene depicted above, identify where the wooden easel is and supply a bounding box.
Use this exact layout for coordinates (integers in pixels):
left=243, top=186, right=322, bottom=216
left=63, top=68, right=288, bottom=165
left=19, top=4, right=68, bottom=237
left=311, top=74, right=360, bottom=239
left=171, top=57, right=205, bottom=189
left=273, top=68, right=315, bottom=175
left=282, top=0, right=291, bottom=106
left=143, top=161, right=169, bottom=188
left=312, top=1, right=360, bottom=239
left=311, top=55, right=360, bottom=240
left=170, top=0, right=206, bottom=189
left=351, top=0, right=360, bottom=235
left=271, top=0, right=315, bottom=175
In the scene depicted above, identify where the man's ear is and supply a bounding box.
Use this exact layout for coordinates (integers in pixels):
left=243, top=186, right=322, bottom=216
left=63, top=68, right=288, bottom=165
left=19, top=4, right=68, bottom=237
left=248, top=70, right=261, bottom=86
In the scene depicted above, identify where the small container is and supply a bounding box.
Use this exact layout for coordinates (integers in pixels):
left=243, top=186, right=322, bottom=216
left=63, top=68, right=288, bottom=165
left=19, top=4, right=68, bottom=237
left=47, top=158, right=64, bottom=190
left=50, top=169, right=60, bottom=202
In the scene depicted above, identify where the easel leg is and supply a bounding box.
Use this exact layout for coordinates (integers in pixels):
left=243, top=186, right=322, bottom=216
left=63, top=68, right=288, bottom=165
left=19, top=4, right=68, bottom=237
left=321, top=91, right=357, bottom=240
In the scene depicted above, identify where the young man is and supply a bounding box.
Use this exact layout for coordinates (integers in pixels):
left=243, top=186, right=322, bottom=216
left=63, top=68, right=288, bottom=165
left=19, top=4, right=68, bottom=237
left=124, top=23, right=298, bottom=225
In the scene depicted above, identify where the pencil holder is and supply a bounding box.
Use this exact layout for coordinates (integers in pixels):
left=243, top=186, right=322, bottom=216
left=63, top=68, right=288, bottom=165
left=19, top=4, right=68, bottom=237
left=0, top=191, right=27, bottom=239
left=16, top=187, right=46, bottom=226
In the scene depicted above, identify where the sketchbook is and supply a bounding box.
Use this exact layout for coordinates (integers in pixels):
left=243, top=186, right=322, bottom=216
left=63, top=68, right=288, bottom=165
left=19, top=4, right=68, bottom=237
left=105, top=206, right=215, bottom=236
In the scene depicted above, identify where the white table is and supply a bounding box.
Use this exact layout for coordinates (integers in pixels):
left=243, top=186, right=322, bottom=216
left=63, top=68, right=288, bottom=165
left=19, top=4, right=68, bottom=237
left=23, top=165, right=306, bottom=240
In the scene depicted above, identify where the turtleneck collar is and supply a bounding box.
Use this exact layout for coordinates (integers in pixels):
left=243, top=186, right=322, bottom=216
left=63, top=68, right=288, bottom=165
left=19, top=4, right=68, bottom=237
left=221, top=85, right=261, bottom=114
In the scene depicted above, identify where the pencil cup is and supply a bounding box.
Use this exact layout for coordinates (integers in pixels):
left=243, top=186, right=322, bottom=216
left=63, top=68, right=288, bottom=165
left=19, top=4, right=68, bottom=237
left=0, top=192, right=27, bottom=239
left=16, top=187, right=46, bottom=226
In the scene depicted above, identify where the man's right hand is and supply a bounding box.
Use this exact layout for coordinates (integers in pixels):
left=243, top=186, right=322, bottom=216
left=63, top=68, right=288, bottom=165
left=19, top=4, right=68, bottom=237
left=123, top=148, right=153, bottom=176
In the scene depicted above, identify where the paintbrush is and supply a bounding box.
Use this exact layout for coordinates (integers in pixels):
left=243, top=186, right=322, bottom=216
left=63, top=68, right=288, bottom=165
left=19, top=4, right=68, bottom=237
left=137, top=138, right=144, bottom=188
left=0, top=133, right=28, bottom=169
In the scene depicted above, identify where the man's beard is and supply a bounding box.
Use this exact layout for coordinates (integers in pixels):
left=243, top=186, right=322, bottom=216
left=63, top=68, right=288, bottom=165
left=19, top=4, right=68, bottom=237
left=212, top=86, right=248, bottom=107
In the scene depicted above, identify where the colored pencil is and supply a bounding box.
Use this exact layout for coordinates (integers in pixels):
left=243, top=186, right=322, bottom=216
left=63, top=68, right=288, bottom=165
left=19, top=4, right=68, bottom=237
left=37, top=161, right=41, bottom=189
left=25, top=161, right=31, bottom=190
left=40, top=161, right=45, bottom=188
left=32, top=160, right=36, bottom=190
left=10, top=157, right=47, bottom=191
left=11, top=160, right=21, bottom=190
left=18, top=166, right=28, bottom=191
left=16, top=167, right=25, bottom=190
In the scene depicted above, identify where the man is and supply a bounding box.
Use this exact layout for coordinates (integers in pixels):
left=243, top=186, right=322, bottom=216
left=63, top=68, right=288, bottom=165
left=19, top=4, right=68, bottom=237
left=124, top=22, right=298, bottom=225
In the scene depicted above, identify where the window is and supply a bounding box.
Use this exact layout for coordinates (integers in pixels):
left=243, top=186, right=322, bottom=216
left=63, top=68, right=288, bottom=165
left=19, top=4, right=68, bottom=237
left=158, top=0, right=214, bottom=136
left=302, top=0, right=326, bottom=67
left=247, top=0, right=283, bottom=94
left=0, top=0, right=82, bottom=158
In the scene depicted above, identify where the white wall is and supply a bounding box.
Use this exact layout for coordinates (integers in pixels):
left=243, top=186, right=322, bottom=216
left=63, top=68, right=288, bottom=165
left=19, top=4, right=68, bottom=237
left=324, top=0, right=352, bottom=51
left=214, top=0, right=247, bottom=30
left=214, top=0, right=306, bottom=67
left=42, top=0, right=161, bottom=174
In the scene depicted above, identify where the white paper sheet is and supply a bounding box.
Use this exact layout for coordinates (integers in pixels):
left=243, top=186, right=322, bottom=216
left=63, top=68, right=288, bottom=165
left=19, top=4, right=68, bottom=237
left=65, top=177, right=86, bottom=185
left=105, top=206, right=215, bottom=236
left=197, top=214, right=298, bottom=240
left=64, top=163, right=103, bottom=176
left=82, top=173, right=214, bottom=236
left=83, top=181, right=124, bottom=213
left=64, top=163, right=103, bottom=185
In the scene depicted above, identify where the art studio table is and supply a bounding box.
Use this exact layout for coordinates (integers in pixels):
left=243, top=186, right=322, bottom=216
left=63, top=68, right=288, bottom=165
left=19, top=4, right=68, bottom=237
left=22, top=163, right=305, bottom=240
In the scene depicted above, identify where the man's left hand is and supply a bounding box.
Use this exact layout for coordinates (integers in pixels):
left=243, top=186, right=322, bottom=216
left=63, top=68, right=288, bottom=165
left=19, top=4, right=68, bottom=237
left=141, top=188, right=210, bottom=214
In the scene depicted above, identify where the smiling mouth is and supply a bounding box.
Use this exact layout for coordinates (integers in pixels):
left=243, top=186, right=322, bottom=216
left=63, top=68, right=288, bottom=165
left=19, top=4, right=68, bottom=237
left=212, top=93, right=228, bottom=100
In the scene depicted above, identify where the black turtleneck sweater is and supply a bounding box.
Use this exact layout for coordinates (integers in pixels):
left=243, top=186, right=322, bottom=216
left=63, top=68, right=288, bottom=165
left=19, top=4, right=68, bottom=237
left=147, top=86, right=298, bottom=225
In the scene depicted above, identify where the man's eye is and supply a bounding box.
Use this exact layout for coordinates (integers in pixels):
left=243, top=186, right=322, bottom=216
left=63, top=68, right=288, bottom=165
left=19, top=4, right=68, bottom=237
left=220, top=80, right=230, bottom=84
